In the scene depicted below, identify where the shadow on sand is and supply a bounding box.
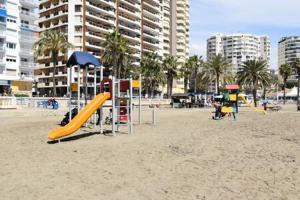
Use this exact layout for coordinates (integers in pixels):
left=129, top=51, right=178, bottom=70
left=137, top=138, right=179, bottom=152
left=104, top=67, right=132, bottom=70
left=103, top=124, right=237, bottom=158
left=47, top=130, right=113, bottom=144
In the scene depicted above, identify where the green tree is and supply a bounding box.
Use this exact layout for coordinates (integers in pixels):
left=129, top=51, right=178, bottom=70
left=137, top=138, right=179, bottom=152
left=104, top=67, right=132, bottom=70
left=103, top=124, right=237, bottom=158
left=141, top=52, right=166, bottom=97
left=163, top=56, right=178, bottom=98
left=290, top=58, right=300, bottom=109
left=102, top=30, right=130, bottom=78
left=204, top=54, right=231, bottom=94
left=237, top=60, right=272, bottom=107
left=180, top=61, right=192, bottom=93
left=33, top=30, right=73, bottom=97
left=279, top=64, right=292, bottom=104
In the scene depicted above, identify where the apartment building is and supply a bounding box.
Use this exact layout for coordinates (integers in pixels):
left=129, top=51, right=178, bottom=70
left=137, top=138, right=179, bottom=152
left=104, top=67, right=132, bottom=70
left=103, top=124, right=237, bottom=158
left=207, top=33, right=271, bottom=73
left=278, top=36, right=300, bottom=82
left=172, top=0, right=189, bottom=93
left=0, top=0, right=38, bottom=96
left=37, top=0, right=167, bottom=96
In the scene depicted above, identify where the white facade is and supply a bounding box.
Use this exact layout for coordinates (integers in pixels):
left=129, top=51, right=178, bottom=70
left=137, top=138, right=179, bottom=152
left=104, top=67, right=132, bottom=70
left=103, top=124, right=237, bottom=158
left=37, top=0, right=166, bottom=96
left=207, top=33, right=271, bottom=73
left=0, top=0, right=38, bottom=92
left=278, top=36, right=300, bottom=81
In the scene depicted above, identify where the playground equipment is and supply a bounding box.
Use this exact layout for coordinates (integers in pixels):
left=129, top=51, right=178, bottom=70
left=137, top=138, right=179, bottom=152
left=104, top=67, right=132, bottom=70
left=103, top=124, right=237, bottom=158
left=220, top=84, right=266, bottom=116
left=48, top=52, right=146, bottom=141
left=221, top=84, right=239, bottom=115
left=238, top=95, right=266, bottom=114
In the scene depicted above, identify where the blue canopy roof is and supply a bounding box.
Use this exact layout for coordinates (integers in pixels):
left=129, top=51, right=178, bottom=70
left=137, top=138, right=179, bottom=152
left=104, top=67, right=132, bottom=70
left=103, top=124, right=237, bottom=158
left=67, top=51, right=101, bottom=67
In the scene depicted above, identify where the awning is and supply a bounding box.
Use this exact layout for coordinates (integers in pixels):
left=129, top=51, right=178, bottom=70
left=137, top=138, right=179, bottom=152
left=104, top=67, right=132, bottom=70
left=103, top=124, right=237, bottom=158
left=171, top=93, right=190, bottom=99
left=225, top=84, right=239, bottom=90
left=0, top=9, right=7, bottom=17
left=67, top=51, right=101, bottom=67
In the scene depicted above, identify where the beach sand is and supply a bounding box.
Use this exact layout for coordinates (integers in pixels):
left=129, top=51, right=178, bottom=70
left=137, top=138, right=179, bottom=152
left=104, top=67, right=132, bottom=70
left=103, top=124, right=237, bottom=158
left=0, top=105, right=299, bottom=199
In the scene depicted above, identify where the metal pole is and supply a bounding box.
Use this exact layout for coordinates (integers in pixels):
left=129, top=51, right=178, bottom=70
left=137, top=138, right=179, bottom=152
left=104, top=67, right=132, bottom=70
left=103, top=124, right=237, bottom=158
left=139, top=74, right=142, bottom=125
left=112, top=76, right=116, bottom=136
left=276, top=83, right=279, bottom=102
left=68, top=66, right=72, bottom=123
left=130, top=78, right=133, bottom=134
left=85, top=65, right=88, bottom=107
left=93, top=66, right=97, bottom=129
left=117, top=80, right=120, bottom=132
left=77, top=65, right=80, bottom=111
left=152, top=106, right=156, bottom=125
left=100, top=66, right=104, bottom=134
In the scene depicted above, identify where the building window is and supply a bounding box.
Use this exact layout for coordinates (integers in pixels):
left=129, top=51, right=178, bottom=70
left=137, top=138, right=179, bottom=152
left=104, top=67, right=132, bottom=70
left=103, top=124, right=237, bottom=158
left=7, top=18, right=17, bottom=23
left=21, top=58, right=28, bottom=62
left=7, top=43, right=16, bottom=49
left=6, top=58, right=17, bottom=62
left=75, top=5, right=81, bottom=12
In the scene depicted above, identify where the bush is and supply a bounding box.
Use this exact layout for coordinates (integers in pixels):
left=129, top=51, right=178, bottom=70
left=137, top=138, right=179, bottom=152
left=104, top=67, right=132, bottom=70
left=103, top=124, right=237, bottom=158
left=14, top=94, right=29, bottom=97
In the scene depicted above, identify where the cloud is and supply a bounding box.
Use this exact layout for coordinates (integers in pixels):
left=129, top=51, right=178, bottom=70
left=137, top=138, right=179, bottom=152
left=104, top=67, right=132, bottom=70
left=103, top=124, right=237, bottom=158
left=190, top=43, right=207, bottom=58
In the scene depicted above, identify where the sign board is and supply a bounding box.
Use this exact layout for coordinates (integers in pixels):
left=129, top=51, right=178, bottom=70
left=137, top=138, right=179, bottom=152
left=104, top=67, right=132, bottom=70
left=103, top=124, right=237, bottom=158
left=71, top=83, right=78, bottom=92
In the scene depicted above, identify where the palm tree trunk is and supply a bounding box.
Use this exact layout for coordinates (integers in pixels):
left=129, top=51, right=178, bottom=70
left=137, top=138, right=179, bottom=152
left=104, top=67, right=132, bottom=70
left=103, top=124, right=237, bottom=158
left=216, top=74, right=220, bottom=94
left=184, top=77, right=188, bottom=93
left=113, top=52, right=117, bottom=78
left=52, top=52, right=57, bottom=97
left=297, top=76, right=300, bottom=109
left=151, top=81, right=155, bottom=98
left=194, top=69, right=197, bottom=93
left=283, top=79, right=286, bottom=105
left=253, top=88, right=257, bottom=107
left=170, top=78, right=173, bottom=97
left=252, top=81, right=257, bottom=107
left=166, top=80, right=169, bottom=98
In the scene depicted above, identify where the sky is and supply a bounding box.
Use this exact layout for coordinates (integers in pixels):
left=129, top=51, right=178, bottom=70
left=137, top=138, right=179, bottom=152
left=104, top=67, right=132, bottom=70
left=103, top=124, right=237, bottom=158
left=189, top=0, right=300, bottom=70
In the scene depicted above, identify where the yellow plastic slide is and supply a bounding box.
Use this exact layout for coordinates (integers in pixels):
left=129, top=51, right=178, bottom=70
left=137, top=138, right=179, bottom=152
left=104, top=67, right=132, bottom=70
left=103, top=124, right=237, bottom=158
left=48, top=93, right=111, bottom=140
left=238, top=95, right=266, bottom=114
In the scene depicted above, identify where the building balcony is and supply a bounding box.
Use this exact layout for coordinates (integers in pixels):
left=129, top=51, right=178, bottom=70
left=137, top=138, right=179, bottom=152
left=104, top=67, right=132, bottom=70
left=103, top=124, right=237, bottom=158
left=121, top=33, right=140, bottom=43
left=39, top=10, right=68, bottom=23
left=85, top=41, right=104, bottom=51
left=0, top=45, right=5, bottom=53
left=20, top=0, right=38, bottom=8
left=119, top=6, right=141, bottom=19
left=86, top=31, right=106, bottom=42
left=120, top=0, right=141, bottom=11
left=20, top=62, right=37, bottom=69
left=143, top=40, right=159, bottom=49
left=86, top=21, right=112, bottom=34
left=143, top=24, right=160, bottom=35
left=20, top=24, right=38, bottom=32
left=86, top=2, right=115, bottom=17
left=20, top=10, right=38, bottom=19
left=86, top=10, right=115, bottom=26
left=40, top=21, right=68, bottom=31
left=142, top=9, right=160, bottom=21
left=119, top=23, right=140, bottom=35
left=119, top=15, right=141, bottom=27
left=20, top=49, right=34, bottom=56
left=0, top=23, right=6, bottom=38
left=143, top=31, right=159, bottom=42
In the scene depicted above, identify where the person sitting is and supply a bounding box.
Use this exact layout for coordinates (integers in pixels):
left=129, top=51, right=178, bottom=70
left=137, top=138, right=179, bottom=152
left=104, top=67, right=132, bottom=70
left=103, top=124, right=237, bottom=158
left=212, top=101, right=222, bottom=120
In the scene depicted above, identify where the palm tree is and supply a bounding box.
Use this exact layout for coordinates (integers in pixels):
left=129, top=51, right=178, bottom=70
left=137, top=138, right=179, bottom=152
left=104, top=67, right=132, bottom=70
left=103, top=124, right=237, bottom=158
left=141, top=52, right=166, bottom=97
left=33, top=30, right=73, bottom=97
left=279, top=64, right=292, bottom=104
left=290, top=58, right=300, bottom=109
left=205, top=54, right=231, bottom=94
left=163, top=56, right=178, bottom=98
left=102, top=30, right=130, bottom=78
left=180, top=61, right=192, bottom=93
left=237, top=60, right=272, bottom=107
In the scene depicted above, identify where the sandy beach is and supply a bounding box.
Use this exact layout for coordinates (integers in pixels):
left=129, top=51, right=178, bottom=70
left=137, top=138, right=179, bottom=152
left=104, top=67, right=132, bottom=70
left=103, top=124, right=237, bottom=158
left=0, top=106, right=299, bottom=199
